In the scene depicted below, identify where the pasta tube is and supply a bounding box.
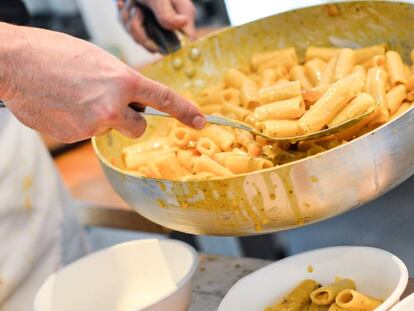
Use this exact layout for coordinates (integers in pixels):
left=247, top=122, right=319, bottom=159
left=221, top=102, right=251, bottom=120
left=266, top=279, right=320, bottom=311
left=366, top=67, right=389, bottom=125
left=299, top=73, right=365, bottom=133
left=303, top=84, right=332, bottom=106
left=319, top=56, right=337, bottom=86
left=251, top=47, right=298, bottom=71
left=171, top=126, right=199, bottom=146
left=122, top=137, right=171, bottom=155
left=334, top=49, right=356, bottom=81
left=355, top=44, right=386, bottom=64
left=196, top=137, right=220, bottom=157
left=197, top=90, right=226, bottom=106
left=262, top=120, right=304, bottom=138
left=386, top=84, right=407, bottom=114
left=192, top=154, right=233, bottom=176
left=224, top=69, right=260, bottom=109
left=259, top=81, right=302, bottom=104
left=200, top=104, right=222, bottom=115
left=136, top=164, right=162, bottom=179
left=310, top=279, right=356, bottom=305
left=224, top=68, right=249, bottom=88
left=305, top=58, right=327, bottom=86
left=276, top=79, right=291, bottom=85
left=260, top=68, right=278, bottom=88
left=153, top=152, right=190, bottom=179
left=335, top=289, right=382, bottom=311
left=404, top=64, right=411, bottom=78
left=253, top=97, right=305, bottom=121
left=390, top=102, right=412, bottom=120
left=405, top=74, right=414, bottom=92
left=124, top=148, right=174, bottom=170
left=203, top=125, right=236, bottom=151
left=351, top=65, right=366, bottom=80
left=235, top=129, right=255, bottom=146
left=221, top=88, right=240, bottom=105
left=328, top=93, right=376, bottom=128
left=290, top=65, right=313, bottom=90
left=362, top=54, right=385, bottom=70
left=177, top=149, right=197, bottom=171
left=240, top=79, right=260, bottom=109
left=260, top=67, right=288, bottom=87
left=215, top=153, right=272, bottom=174
left=386, top=50, right=408, bottom=86
left=305, top=46, right=340, bottom=62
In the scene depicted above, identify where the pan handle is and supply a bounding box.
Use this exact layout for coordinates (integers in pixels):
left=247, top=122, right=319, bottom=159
left=0, top=101, right=5, bottom=108
left=135, top=2, right=182, bottom=55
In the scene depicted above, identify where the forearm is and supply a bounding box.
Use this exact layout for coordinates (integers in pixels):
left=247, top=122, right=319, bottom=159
left=0, top=22, right=23, bottom=102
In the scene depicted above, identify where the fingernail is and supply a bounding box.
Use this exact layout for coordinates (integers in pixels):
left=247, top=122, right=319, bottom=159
left=192, top=115, right=206, bottom=129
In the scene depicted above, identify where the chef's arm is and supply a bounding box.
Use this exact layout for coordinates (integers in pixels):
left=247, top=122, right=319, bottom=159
left=0, top=22, right=205, bottom=143
left=117, top=0, right=196, bottom=52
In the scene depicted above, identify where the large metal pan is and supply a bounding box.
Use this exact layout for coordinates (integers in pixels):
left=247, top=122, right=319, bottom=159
left=92, top=1, right=414, bottom=236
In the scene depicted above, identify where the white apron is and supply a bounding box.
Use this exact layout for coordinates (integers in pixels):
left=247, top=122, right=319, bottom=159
left=0, top=110, right=87, bottom=310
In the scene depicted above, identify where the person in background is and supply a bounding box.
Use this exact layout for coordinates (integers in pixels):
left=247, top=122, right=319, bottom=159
left=0, top=0, right=200, bottom=309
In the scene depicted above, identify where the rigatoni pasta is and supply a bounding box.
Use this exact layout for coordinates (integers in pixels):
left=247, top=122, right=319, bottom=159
left=298, top=73, right=365, bottom=133
left=334, top=49, right=356, bottom=81
left=253, top=97, right=305, bottom=121
left=265, top=278, right=382, bottom=311
left=335, top=289, right=382, bottom=311
left=122, top=44, right=414, bottom=181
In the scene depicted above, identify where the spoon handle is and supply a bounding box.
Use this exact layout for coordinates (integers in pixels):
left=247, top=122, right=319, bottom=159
left=142, top=110, right=254, bottom=133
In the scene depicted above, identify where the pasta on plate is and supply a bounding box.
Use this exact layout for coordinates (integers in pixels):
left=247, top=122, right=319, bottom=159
left=265, top=278, right=382, bottom=311
left=122, top=44, right=414, bottom=181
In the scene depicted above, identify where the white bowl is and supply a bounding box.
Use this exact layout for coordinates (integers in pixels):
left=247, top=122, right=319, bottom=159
left=34, top=239, right=198, bottom=311
left=391, top=293, right=414, bottom=311
left=219, top=246, right=408, bottom=311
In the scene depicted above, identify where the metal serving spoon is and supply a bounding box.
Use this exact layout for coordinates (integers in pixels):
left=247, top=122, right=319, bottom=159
left=0, top=101, right=373, bottom=143
left=141, top=108, right=375, bottom=143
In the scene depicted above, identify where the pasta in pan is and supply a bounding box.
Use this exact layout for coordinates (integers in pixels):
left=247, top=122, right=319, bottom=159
left=122, top=44, right=414, bottom=180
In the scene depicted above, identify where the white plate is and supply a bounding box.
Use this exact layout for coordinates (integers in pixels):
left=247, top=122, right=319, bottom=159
left=219, top=246, right=408, bottom=311
left=391, top=292, right=414, bottom=311
left=34, top=239, right=198, bottom=311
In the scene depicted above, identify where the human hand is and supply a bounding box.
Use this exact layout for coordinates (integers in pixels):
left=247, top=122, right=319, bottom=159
left=117, top=0, right=196, bottom=52
left=0, top=23, right=204, bottom=143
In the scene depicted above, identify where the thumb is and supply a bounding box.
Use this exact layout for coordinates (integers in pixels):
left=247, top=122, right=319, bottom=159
left=131, top=75, right=205, bottom=129
left=114, top=106, right=148, bottom=138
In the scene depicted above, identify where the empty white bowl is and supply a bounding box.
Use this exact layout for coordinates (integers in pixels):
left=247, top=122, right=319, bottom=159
left=34, top=239, right=198, bottom=311
left=219, top=246, right=408, bottom=311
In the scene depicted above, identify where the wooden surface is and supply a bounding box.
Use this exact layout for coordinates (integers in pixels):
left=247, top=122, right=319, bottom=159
left=190, top=255, right=414, bottom=311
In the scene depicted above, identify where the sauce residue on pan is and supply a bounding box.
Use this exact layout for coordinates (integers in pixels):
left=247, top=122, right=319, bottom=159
left=278, top=167, right=304, bottom=225
left=153, top=167, right=305, bottom=232
left=155, top=177, right=272, bottom=231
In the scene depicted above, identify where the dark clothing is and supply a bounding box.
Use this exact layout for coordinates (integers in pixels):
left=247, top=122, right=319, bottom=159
left=0, top=0, right=29, bottom=25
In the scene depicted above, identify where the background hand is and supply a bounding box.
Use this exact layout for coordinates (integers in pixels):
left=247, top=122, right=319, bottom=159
left=117, top=0, right=196, bottom=52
